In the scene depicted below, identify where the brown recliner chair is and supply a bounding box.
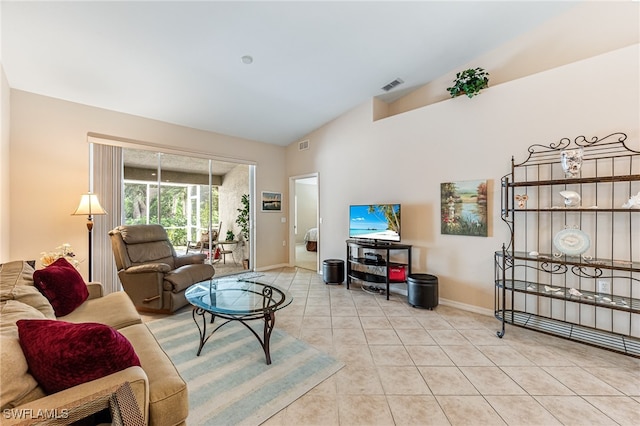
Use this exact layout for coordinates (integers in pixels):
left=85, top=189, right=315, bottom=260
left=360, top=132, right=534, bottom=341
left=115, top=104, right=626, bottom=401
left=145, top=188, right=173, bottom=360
left=109, top=224, right=215, bottom=313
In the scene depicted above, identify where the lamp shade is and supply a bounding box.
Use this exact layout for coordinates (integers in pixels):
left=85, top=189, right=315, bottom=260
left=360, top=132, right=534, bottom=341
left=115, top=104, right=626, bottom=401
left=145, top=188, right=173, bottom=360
left=72, top=193, right=107, bottom=216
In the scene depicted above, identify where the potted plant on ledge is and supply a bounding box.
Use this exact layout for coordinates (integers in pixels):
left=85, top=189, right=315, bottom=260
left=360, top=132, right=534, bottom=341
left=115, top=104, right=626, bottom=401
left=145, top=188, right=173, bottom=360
left=447, top=67, right=489, bottom=98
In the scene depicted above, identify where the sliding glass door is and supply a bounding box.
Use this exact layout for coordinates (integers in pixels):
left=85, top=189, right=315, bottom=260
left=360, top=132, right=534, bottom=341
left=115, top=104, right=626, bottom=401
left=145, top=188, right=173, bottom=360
left=122, top=150, right=214, bottom=248
left=92, top=138, right=253, bottom=294
left=122, top=148, right=248, bottom=269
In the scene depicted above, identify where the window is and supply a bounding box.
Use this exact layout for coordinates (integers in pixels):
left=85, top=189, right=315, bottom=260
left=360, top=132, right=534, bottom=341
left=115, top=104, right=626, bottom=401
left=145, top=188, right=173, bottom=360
left=122, top=148, right=246, bottom=253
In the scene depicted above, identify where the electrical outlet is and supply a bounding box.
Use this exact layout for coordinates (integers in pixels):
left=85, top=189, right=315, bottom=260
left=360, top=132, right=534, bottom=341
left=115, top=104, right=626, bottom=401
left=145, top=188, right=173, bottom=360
left=598, top=280, right=611, bottom=294
left=282, top=240, right=286, bottom=246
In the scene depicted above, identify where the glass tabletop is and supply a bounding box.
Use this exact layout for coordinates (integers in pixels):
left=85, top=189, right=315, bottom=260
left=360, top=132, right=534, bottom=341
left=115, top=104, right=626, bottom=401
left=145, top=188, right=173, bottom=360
left=185, top=277, right=292, bottom=316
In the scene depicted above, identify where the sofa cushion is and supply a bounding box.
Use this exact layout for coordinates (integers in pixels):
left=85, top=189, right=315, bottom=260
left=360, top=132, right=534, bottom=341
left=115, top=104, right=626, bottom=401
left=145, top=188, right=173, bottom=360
left=0, top=261, right=55, bottom=318
left=33, top=258, right=89, bottom=317
left=17, top=319, right=141, bottom=394
left=0, top=301, right=47, bottom=409
left=119, top=324, right=188, bottom=425
left=59, top=291, right=142, bottom=330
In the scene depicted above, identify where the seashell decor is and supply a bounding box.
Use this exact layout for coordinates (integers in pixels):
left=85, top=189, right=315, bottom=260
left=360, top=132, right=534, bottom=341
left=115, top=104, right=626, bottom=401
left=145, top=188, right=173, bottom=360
left=622, top=191, right=640, bottom=209
left=559, top=190, right=581, bottom=207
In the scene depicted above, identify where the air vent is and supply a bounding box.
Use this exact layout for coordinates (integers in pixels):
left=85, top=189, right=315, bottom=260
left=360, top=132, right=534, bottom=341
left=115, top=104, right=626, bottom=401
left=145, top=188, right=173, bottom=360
left=381, top=78, right=404, bottom=92
left=298, top=140, right=309, bottom=151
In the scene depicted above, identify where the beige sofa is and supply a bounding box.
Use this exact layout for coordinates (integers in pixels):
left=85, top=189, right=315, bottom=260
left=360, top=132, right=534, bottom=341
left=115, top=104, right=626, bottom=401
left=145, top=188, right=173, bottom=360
left=0, top=260, right=188, bottom=425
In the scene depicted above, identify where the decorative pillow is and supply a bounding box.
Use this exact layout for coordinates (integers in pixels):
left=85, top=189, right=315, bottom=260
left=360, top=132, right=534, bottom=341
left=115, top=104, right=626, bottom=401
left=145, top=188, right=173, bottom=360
left=0, top=261, right=55, bottom=318
left=17, top=319, right=141, bottom=394
left=33, top=258, right=88, bottom=316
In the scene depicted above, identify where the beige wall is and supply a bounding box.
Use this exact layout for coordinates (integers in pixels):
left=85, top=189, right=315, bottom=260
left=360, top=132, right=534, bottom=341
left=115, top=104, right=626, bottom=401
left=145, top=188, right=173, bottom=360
left=295, top=180, right=317, bottom=244
left=7, top=91, right=287, bottom=275
left=0, top=64, right=9, bottom=260
left=285, top=44, right=640, bottom=313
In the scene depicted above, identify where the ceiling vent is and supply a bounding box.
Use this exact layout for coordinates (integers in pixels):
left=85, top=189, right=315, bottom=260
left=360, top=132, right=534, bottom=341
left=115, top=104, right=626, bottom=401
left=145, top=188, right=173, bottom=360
left=298, top=140, right=310, bottom=151
left=381, top=78, right=404, bottom=92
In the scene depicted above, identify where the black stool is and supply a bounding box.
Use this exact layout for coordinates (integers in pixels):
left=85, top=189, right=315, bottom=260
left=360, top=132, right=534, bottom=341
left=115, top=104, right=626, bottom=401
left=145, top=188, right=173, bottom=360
left=407, top=274, right=438, bottom=309
left=323, top=259, right=344, bottom=284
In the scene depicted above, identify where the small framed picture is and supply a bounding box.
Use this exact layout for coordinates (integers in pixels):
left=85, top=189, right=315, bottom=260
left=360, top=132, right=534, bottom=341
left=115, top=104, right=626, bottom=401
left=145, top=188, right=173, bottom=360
left=261, top=191, right=282, bottom=212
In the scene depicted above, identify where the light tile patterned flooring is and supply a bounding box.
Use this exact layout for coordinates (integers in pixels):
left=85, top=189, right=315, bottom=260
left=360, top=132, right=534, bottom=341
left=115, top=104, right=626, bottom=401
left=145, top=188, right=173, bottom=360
left=253, top=267, right=640, bottom=426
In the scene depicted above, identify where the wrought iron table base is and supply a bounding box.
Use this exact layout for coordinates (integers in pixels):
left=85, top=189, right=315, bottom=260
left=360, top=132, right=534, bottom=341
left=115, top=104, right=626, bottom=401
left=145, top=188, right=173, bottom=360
left=192, top=307, right=276, bottom=364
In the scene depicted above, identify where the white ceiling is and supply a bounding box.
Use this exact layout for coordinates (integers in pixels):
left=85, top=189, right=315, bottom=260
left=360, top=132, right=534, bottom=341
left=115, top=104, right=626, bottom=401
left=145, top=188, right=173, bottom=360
left=2, top=1, right=575, bottom=146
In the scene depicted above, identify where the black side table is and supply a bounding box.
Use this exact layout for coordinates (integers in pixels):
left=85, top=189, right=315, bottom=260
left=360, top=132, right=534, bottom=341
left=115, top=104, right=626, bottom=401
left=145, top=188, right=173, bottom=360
left=323, top=259, right=344, bottom=284
left=407, top=274, right=439, bottom=309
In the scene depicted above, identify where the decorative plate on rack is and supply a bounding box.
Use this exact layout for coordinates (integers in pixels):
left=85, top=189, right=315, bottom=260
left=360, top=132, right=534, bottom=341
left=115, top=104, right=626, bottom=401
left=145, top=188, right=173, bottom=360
left=553, top=228, right=591, bottom=256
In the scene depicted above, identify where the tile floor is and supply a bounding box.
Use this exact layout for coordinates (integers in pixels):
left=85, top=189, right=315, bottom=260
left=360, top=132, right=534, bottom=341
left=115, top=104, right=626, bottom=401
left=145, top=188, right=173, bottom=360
left=252, top=267, right=640, bottom=426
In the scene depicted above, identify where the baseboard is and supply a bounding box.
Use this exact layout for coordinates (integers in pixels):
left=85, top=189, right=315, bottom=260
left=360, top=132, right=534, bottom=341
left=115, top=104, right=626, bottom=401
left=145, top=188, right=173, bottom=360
left=254, top=263, right=290, bottom=272
left=439, top=298, right=493, bottom=317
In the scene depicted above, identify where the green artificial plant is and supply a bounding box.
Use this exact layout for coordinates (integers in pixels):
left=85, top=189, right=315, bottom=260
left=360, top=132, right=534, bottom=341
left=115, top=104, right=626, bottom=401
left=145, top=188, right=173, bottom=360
left=235, top=194, right=250, bottom=267
left=446, top=67, right=489, bottom=98
left=235, top=194, right=250, bottom=241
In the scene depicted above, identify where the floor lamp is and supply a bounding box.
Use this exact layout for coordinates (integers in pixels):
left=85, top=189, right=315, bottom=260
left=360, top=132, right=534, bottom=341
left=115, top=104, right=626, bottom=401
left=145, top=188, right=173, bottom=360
left=72, top=193, right=107, bottom=282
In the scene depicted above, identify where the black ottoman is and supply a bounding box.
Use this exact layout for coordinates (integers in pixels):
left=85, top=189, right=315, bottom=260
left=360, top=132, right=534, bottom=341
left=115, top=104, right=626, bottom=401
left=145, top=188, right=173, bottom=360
left=407, top=274, right=438, bottom=309
left=323, top=259, right=344, bottom=284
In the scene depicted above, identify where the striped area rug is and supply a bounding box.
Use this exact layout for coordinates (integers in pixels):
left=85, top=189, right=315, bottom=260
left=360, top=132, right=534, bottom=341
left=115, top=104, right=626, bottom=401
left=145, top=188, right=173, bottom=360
left=147, top=309, right=344, bottom=425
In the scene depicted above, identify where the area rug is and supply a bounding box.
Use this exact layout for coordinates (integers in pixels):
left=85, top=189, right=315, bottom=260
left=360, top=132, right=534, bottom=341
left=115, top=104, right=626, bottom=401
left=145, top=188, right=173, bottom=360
left=147, top=309, right=344, bottom=425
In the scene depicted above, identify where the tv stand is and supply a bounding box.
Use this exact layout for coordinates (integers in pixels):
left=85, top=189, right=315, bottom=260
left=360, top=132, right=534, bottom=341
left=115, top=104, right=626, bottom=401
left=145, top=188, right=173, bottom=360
left=346, top=239, right=412, bottom=300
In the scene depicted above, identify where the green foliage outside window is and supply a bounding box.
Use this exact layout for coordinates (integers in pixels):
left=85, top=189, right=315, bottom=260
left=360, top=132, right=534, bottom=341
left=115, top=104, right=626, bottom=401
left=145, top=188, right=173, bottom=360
left=124, top=182, right=219, bottom=247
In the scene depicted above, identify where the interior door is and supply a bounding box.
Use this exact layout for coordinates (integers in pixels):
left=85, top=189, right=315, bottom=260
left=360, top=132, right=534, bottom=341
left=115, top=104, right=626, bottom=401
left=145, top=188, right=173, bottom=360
left=290, top=174, right=319, bottom=272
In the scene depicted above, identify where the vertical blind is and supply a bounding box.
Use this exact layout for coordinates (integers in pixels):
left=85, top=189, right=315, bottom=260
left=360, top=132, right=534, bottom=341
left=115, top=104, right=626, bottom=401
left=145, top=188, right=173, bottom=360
left=91, top=143, right=122, bottom=294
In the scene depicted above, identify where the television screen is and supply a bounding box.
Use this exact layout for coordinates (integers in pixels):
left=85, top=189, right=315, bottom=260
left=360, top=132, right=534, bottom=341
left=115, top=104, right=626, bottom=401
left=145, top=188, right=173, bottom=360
left=349, top=204, right=401, bottom=242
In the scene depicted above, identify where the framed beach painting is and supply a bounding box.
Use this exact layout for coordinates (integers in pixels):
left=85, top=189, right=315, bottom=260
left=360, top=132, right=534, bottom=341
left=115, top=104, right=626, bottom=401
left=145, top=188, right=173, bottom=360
left=261, top=191, right=282, bottom=212
left=441, top=180, right=488, bottom=237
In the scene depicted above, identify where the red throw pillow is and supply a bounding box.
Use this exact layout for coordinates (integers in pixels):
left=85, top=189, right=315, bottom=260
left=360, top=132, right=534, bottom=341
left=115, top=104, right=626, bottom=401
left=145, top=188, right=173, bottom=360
left=17, top=319, right=141, bottom=394
left=33, top=257, right=89, bottom=316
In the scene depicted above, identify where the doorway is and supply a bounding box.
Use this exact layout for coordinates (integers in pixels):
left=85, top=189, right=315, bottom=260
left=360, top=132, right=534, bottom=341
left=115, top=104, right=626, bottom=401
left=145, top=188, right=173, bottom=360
left=290, top=174, right=319, bottom=272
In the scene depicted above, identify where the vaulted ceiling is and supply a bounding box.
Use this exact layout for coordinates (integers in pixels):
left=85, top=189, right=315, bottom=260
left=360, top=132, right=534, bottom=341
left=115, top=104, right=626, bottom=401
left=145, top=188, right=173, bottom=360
left=2, top=1, right=576, bottom=146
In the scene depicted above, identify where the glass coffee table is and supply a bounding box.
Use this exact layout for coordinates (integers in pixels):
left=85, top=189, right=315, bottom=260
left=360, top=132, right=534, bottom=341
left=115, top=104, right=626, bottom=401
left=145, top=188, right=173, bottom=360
left=185, top=277, right=292, bottom=365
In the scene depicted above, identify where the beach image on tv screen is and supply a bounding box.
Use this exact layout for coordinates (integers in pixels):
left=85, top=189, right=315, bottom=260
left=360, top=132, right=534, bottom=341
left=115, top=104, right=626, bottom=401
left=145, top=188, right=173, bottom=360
left=349, top=204, right=400, bottom=241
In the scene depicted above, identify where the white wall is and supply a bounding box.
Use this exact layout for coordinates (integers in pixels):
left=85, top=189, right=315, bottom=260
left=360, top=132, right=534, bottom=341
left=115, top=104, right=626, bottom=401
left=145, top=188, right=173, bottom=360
left=286, top=44, right=640, bottom=311
left=7, top=91, right=287, bottom=275
left=218, top=163, right=249, bottom=240
left=386, top=1, right=639, bottom=118
left=0, top=64, right=9, bottom=261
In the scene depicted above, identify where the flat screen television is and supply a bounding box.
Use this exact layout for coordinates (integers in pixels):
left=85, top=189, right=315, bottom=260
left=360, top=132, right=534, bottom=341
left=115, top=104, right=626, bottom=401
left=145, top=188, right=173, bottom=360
left=349, top=204, right=401, bottom=243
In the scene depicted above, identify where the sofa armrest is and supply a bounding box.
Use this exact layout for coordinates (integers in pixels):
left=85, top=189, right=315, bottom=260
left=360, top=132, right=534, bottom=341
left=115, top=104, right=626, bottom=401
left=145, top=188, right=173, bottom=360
left=174, top=253, right=206, bottom=267
left=3, top=367, right=149, bottom=425
left=86, top=282, right=104, bottom=300
left=125, top=263, right=171, bottom=274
